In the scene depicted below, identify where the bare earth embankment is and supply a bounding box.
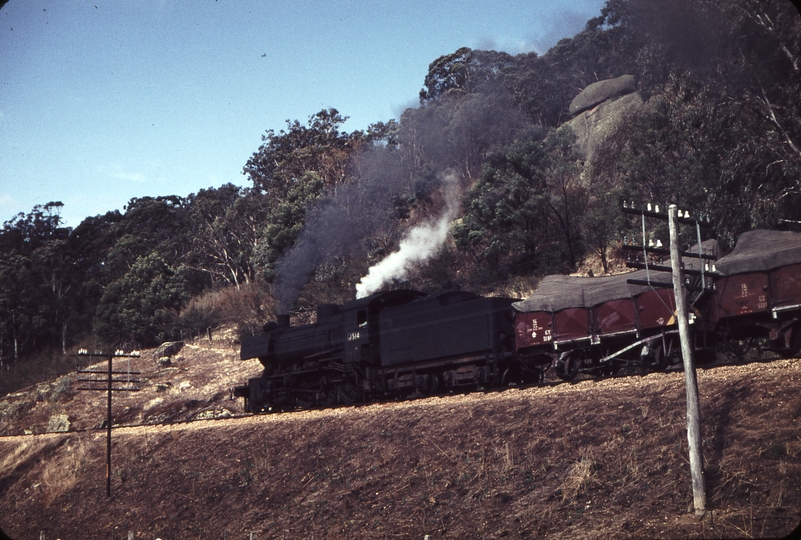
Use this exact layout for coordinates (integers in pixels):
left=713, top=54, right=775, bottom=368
left=0, top=333, right=799, bottom=539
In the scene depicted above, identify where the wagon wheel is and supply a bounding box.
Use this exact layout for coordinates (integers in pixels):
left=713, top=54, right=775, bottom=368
left=500, top=365, right=517, bottom=386
left=650, top=342, right=670, bottom=371
left=787, top=323, right=801, bottom=358
left=596, top=361, right=620, bottom=377
left=769, top=322, right=801, bottom=359
left=556, top=352, right=580, bottom=381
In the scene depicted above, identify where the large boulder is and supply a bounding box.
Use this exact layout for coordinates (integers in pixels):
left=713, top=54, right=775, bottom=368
left=152, top=341, right=184, bottom=364
left=46, top=414, right=70, bottom=433
left=569, top=74, right=637, bottom=116
left=565, top=92, right=647, bottom=159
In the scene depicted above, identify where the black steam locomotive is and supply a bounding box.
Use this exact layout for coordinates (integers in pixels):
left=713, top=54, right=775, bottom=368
left=234, top=290, right=527, bottom=412
left=234, top=229, right=801, bottom=413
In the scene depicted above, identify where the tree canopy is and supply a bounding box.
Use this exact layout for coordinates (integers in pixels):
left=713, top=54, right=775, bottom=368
left=1, top=0, right=799, bottom=365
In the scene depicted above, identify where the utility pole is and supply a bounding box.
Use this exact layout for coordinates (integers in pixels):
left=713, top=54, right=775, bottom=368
left=667, top=204, right=707, bottom=513
left=76, top=350, right=141, bottom=497
left=622, top=201, right=710, bottom=514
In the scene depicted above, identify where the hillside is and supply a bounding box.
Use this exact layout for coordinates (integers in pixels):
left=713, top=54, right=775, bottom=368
left=1, top=333, right=800, bottom=539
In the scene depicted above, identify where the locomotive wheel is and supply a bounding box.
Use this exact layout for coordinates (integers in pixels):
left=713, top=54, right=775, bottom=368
left=318, top=385, right=337, bottom=408
left=246, top=398, right=262, bottom=414
left=426, top=373, right=439, bottom=395
left=294, top=391, right=315, bottom=410
left=338, top=380, right=361, bottom=405
left=416, top=373, right=439, bottom=395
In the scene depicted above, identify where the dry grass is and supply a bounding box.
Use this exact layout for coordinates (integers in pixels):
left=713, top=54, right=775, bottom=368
left=559, top=448, right=598, bottom=501
left=0, top=342, right=799, bottom=539
left=39, top=434, right=88, bottom=505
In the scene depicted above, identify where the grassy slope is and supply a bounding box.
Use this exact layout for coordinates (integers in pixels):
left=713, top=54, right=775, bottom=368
left=0, top=333, right=800, bottom=539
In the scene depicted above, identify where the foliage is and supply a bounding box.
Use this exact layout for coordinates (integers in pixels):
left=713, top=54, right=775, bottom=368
left=453, top=126, right=586, bottom=282
left=453, top=131, right=547, bottom=279
left=251, top=173, right=326, bottom=281
left=402, top=90, right=529, bottom=182
left=186, top=184, right=265, bottom=288
left=243, top=108, right=364, bottom=200
left=2, top=0, right=800, bottom=370
left=419, top=47, right=517, bottom=103
left=93, top=253, right=189, bottom=347
left=0, top=203, right=75, bottom=359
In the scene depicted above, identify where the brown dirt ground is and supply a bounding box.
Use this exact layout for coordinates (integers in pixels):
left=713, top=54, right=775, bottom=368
left=0, top=330, right=800, bottom=539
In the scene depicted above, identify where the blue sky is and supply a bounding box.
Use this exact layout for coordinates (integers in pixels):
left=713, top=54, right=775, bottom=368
left=0, top=0, right=606, bottom=228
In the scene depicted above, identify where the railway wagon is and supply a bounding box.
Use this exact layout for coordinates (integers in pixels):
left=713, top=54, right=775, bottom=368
left=236, top=289, right=518, bottom=412
left=713, top=229, right=801, bottom=357
left=513, top=270, right=683, bottom=379
left=512, top=237, right=722, bottom=380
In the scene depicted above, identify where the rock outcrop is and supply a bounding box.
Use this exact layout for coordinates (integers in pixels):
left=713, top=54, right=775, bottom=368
left=153, top=341, right=184, bottom=366
left=564, top=74, right=648, bottom=160
left=568, top=74, right=637, bottom=116
left=566, top=92, right=646, bottom=159
left=46, top=414, right=70, bottom=433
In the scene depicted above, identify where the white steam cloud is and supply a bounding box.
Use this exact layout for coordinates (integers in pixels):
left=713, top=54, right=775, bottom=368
left=355, top=172, right=461, bottom=298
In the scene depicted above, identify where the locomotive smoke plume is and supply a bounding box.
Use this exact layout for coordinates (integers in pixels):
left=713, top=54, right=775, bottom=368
left=272, top=147, right=411, bottom=313
left=355, top=171, right=460, bottom=299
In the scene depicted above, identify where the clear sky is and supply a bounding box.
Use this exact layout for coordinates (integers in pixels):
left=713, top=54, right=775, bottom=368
left=0, top=0, right=606, bottom=228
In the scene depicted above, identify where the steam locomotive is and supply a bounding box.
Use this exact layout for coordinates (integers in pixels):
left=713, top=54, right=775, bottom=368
left=234, top=229, right=801, bottom=413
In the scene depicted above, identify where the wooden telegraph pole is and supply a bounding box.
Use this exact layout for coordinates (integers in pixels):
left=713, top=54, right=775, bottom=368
left=622, top=201, right=709, bottom=514
left=667, top=204, right=707, bottom=513
left=76, top=350, right=141, bottom=497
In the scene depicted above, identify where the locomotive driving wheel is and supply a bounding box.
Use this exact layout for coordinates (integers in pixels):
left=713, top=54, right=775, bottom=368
left=317, top=385, right=337, bottom=408
left=294, top=389, right=315, bottom=410
left=338, top=375, right=362, bottom=405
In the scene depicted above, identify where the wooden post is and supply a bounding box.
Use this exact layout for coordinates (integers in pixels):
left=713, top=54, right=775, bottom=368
left=106, top=354, right=112, bottom=498
left=668, top=204, right=707, bottom=513
left=76, top=350, right=140, bottom=498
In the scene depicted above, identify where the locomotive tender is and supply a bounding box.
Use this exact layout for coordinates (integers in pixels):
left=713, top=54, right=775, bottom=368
left=235, top=229, right=801, bottom=412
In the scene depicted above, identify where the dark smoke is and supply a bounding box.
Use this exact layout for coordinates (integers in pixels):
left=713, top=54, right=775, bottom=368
left=273, top=77, right=528, bottom=312
left=272, top=146, right=412, bottom=313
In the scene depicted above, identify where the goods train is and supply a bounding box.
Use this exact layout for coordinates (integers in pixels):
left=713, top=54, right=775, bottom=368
left=233, top=229, right=801, bottom=413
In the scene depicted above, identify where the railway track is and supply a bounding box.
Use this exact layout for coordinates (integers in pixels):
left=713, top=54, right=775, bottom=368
left=0, top=351, right=789, bottom=440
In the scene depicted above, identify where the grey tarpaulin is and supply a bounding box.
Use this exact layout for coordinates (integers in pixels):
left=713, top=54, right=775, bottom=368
left=512, top=239, right=721, bottom=313
left=715, top=229, right=801, bottom=276
left=511, top=270, right=672, bottom=312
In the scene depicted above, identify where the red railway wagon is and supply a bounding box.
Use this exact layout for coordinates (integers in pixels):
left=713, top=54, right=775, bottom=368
left=714, top=229, right=801, bottom=356
left=513, top=271, right=678, bottom=352
left=513, top=270, right=685, bottom=377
